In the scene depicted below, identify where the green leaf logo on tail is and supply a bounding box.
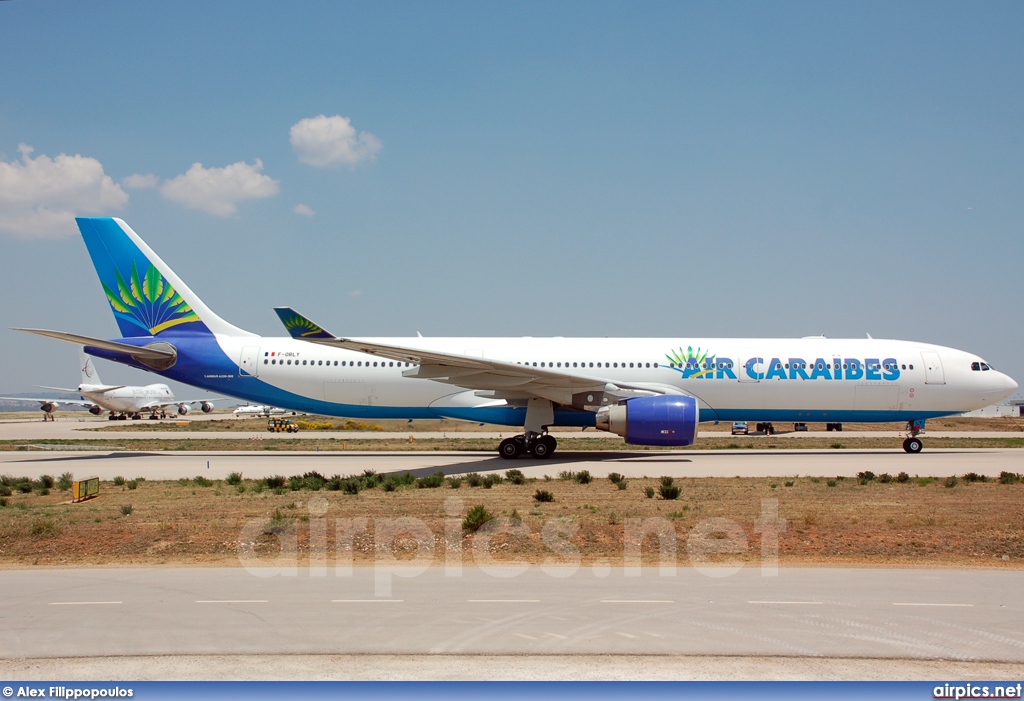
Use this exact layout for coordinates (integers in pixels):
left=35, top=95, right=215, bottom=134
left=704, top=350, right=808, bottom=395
left=102, top=262, right=199, bottom=335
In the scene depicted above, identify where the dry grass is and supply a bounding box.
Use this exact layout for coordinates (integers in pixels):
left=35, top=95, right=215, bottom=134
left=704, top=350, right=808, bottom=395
left=0, top=473, right=1021, bottom=569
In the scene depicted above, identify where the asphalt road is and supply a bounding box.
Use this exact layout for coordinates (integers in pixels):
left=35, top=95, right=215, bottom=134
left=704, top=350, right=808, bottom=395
left=0, top=446, right=1019, bottom=481
left=2, top=566, right=1022, bottom=661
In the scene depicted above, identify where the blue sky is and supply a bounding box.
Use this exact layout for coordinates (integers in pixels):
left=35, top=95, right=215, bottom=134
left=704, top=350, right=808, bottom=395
left=1, top=1, right=1022, bottom=396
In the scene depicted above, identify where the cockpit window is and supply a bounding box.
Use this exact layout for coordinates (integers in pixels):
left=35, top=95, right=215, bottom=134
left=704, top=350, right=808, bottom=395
left=981, top=363, right=991, bottom=371
left=972, top=361, right=993, bottom=371
left=971, top=362, right=981, bottom=371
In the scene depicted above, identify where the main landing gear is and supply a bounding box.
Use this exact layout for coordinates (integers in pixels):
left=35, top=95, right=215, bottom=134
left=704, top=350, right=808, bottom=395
left=902, top=419, right=925, bottom=453
left=497, top=397, right=558, bottom=459
left=498, top=433, right=557, bottom=459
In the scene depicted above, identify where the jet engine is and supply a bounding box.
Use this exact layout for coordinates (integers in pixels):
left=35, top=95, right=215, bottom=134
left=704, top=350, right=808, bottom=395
left=89, top=405, right=103, bottom=415
left=200, top=402, right=214, bottom=413
left=177, top=404, right=191, bottom=415
left=595, top=395, right=699, bottom=446
left=40, top=402, right=58, bottom=414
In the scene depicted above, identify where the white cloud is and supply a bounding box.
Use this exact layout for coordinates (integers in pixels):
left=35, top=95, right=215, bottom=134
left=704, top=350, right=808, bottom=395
left=290, top=114, right=382, bottom=168
left=122, top=173, right=160, bottom=189
left=160, top=159, right=279, bottom=217
left=294, top=203, right=315, bottom=217
left=347, top=290, right=362, bottom=298
left=0, top=144, right=128, bottom=238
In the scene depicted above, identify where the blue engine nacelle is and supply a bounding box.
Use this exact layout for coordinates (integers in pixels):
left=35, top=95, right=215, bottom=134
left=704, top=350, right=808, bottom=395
left=594, top=395, right=699, bottom=446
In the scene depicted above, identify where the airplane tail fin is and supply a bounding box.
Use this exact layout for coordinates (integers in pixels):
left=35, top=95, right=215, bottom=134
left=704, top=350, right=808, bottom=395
left=273, top=307, right=336, bottom=339
left=75, top=218, right=253, bottom=338
left=79, top=346, right=102, bottom=385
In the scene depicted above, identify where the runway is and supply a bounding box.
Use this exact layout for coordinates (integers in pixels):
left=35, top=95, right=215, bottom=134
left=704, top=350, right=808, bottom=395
left=2, top=566, right=1022, bottom=661
left=0, top=447, right=1018, bottom=480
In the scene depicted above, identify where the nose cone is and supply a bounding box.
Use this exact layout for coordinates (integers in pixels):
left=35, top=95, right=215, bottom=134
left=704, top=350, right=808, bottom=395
left=1002, top=372, right=1019, bottom=396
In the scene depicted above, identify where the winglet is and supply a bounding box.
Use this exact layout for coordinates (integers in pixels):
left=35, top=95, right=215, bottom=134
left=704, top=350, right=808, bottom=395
left=273, top=308, right=336, bottom=339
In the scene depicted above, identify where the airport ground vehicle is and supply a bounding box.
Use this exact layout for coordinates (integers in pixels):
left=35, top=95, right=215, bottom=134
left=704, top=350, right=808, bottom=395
left=267, top=418, right=299, bottom=433
left=731, top=421, right=748, bottom=435
left=794, top=422, right=808, bottom=431
left=825, top=422, right=844, bottom=431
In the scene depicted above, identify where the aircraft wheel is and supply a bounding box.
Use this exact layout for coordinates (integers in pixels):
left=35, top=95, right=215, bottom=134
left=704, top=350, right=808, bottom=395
left=903, top=437, right=923, bottom=454
left=498, top=437, right=523, bottom=459
left=531, top=435, right=557, bottom=459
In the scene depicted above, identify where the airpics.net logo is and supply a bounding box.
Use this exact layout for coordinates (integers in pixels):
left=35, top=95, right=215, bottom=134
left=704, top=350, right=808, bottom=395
left=234, top=497, right=788, bottom=596
left=933, top=682, right=1023, bottom=699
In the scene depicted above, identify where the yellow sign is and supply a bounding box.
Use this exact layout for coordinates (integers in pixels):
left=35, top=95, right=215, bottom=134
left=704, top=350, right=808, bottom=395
left=73, top=477, right=99, bottom=502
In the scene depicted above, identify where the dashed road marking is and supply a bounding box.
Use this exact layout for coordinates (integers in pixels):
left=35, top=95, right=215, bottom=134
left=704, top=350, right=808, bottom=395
left=331, top=599, right=403, bottom=603
left=468, top=599, right=540, bottom=603
left=49, top=601, right=122, bottom=606
left=748, top=601, right=824, bottom=605
left=892, top=603, right=974, bottom=607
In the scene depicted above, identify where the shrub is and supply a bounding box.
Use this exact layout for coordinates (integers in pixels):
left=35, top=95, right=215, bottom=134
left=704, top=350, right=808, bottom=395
left=264, top=508, right=292, bottom=536
left=16, top=481, right=33, bottom=494
left=916, top=477, right=933, bottom=487
left=120, top=504, right=133, bottom=516
left=856, top=471, right=876, bottom=482
left=999, top=471, right=1020, bottom=485
left=660, top=476, right=674, bottom=488
left=462, top=505, right=494, bottom=532
left=250, top=481, right=265, bottom=494
left=235, top=484, right=246, bottom=494
left=608, top=472, right=625, bottom=484
left=574, top=470, right=592, bottom=485
left=533, top=489, right=554, bottom=503
left=784, top=480, right=795, bottom=487
left=302, top=473, right=326, bottom=491
left=645, top=487, right=655, bottom=498
left=0, top=485, right=10, bottom=497
left=617, top=480, right=628, bottom=490
left=416, top=472, right=446, bottom=489
left=226, top=472, right=243, bottom=485
left=264, top=475, right=286, bottom=489
left=0, top=497, right=7, bottom=508
left=482, top=474, right=502, bottom=489
left=192, top=476, right=213, bottom=487
left=342, top=478, right=361, bottom=495
left=113, top=476, right=125, bottom=486
left=962, top=472, right=987, bottom=483
left=944, top=476, right=958, bottom=488
left=288, top=475, right=304, bottom=491
left=177, top=477, right=190, bottom=486
left=30, top=519, right=60, bottom=537
left=37, top=487, right=50, bottom=496
left=446, top=477, right=462, bottom=489
left=126, top=479, right=138, bottom=490
left=382, top=478, right=398, bottom=492
left=896, top=472, right=910, bottom=484
left=878, top=473, right=893, bottom=483
left=826, top=479, right=837, bottom=488
left=325, top=475, right=344, bottom=491
left=57, top=472, right=73, bottom=491
left=505, top=469, right=526, bottom=485
left=39, top=475, right=55, bottom=489
left=0, top=475, right=13, bottom=487
left=659, top=484, right=681, bottom=500
left=830, top=443, right=844, bottom=450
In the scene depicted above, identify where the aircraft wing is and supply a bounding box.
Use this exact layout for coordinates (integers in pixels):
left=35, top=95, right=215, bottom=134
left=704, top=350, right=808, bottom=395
left=12, top=329, right=177, bottom=364
left=0, top=397, right=96, bottom=409
left=274, top=308, right=684, bottom=407
left=152, top=398, right=224, bottom=410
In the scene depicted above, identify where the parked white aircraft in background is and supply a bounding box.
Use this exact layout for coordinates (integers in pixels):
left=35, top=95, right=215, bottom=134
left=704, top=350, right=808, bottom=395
left=232, top=404, right=299, bottom=418
left=0, top=348, right=220, bottom=420
left=13, top=217, right=1019, bottom=454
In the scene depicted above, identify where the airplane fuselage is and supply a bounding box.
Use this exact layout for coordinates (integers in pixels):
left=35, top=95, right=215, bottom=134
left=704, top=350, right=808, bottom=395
left=89, top=334, right=1016, bottom=427
left=78, top=383, right=174, bottom=414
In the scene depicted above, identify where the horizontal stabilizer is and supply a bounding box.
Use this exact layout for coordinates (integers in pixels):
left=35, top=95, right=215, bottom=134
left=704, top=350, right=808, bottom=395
left=273, top=308, right=336, bottom=339
left=12, top=328, right=177, bottom=363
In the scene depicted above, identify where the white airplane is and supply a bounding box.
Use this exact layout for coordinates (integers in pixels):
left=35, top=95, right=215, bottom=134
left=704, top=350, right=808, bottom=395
left=1, top=347, right=220, bottom=420
left=13, top=217, right=1018, bottom=454
left=232, top=404, right=298, bottom=417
